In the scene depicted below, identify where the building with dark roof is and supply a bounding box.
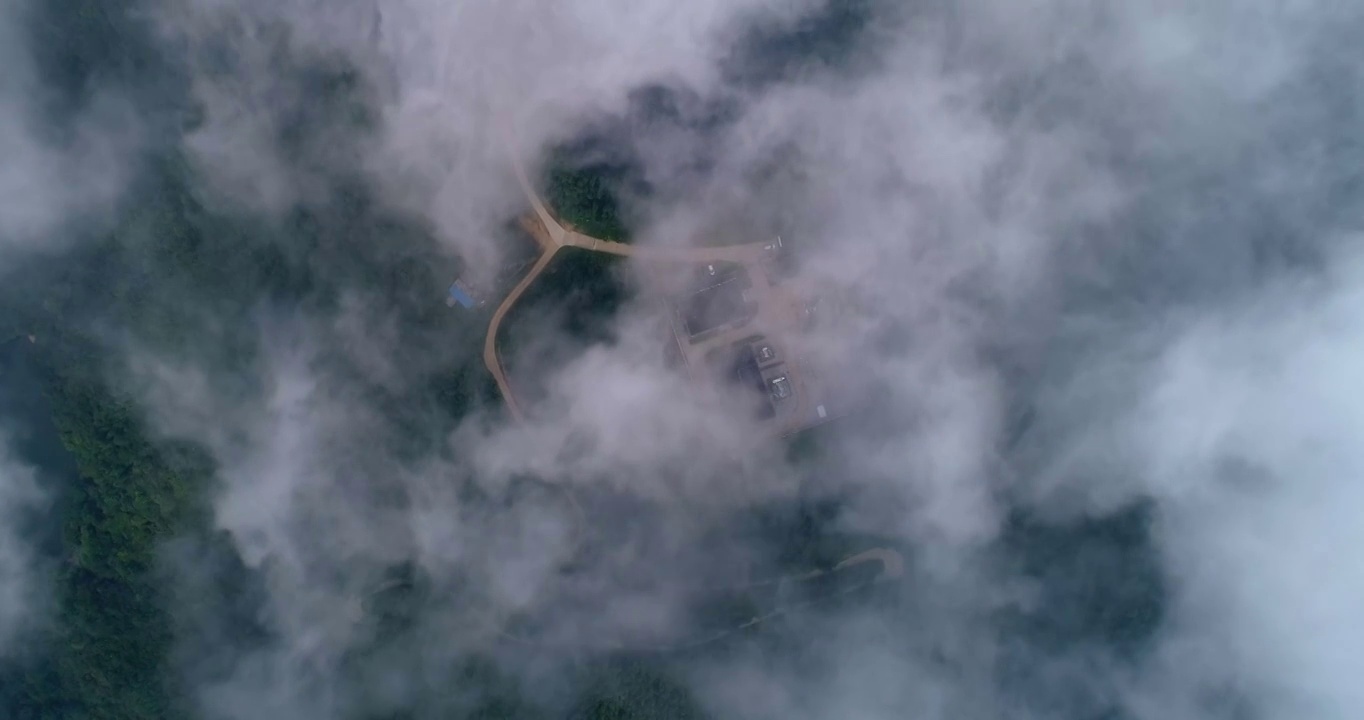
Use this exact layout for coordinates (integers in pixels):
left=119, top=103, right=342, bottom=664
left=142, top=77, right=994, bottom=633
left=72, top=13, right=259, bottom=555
left=679, top=268, right=756, bottom=340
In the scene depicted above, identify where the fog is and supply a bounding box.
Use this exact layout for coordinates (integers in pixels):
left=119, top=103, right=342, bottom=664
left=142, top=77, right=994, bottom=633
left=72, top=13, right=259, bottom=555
left=2, top=0, right=1363, bottom=718
left=0, top=434, right=49, bottom=657
left=0, top=0, right=145, bottom=254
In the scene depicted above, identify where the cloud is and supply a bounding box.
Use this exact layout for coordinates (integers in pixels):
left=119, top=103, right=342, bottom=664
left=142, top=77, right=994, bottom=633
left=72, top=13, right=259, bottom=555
left=1053, top=248, right=1364, bottom=720
left=61, top=0, right=1364, bottom=718
left=155, top=0, right=816, bottom=277
left=0, top=0, right=145, bottom=256
left=0, top=432, right=50, bottom=656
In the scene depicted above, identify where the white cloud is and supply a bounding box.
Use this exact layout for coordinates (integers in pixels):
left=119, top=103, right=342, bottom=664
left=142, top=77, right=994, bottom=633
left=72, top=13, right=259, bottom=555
left=0, top=0, right=143, bottom=254
left=1104, top=249, right=1364, bottom=720
left=104, top=0, right=1364, bottom=718
left=0, top=432, right=49, bottom=656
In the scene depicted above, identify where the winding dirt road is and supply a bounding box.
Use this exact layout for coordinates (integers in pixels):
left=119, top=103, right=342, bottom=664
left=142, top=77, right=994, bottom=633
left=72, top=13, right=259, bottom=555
left=462, top=136, right=902, bottom=651
left=482, top=136, right=770, bottom=423
left=481, top=245, right=556, bottom=423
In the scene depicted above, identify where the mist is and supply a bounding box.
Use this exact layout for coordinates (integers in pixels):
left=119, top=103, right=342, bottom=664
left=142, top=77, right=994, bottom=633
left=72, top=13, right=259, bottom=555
left=0, top=0, right=148, bottom=255
left=0, top=437, right=48, bottom=656
left=1, top=0, right=1362, bottom=719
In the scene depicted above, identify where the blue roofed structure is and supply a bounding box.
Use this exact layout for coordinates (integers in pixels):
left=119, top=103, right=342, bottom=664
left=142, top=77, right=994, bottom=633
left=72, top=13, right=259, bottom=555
left=446, top=281, right=478, bottom=309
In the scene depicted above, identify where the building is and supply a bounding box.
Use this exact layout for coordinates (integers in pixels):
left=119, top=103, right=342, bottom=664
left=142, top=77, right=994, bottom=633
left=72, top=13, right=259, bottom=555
left=662, top=247, right=861, bottom=435
left=679, top=267, right=757, bottom=340
left=752, top=340, right=779, bottom=367
left=446, top=280, right=482, bottom=309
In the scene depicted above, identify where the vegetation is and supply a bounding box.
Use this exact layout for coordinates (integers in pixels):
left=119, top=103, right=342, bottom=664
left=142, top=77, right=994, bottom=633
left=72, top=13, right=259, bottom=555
left=545, top=161, right=632, bottom=242
left=722, top=0, right=877, bottom=88
left=496, top=248, right=633, bottom=406
left=0, top=353, right=209, bottom=720
left=994, top=502, right=1165, bottom=720
left=998, top=502, right=1164, bottom=655
left=515, top=249, right=632, bottom=342
left=568, top=661, right=707, bottom=720
left=0, top=2, right=1168, bottom=719
left=0, top=24, right=490, bottom=717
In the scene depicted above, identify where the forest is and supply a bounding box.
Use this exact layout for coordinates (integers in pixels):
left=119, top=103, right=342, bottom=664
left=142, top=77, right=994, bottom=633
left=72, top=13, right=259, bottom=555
left=495, top=247, right=633, bottom=407
left=544, top=158, right=633, bottom=243
left=0, top=1, right=1171, bottom=718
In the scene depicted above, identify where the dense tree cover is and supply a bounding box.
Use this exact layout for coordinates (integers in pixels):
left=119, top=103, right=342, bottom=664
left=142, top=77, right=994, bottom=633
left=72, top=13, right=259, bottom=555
left=535, top=4, right=883, bottom=243
left=539, top=84, right=732, bottom=242
left=545, top=161, right=632, bottom=243
left=0, top=3, right=1175, bottom=720
left=0, top=201, right=493, bottom=720
left=994, top=502, right=1165, bottom=720
left=721, top=0, right=878, bottom=88
left=3, top=8, right=602, bottom=707
left=998, top=502, right=1164, bottom=656
left=0, top=344, right=68, bottom=720
left=512, top=249, right=632, bottom=344
left=0, top=3, right=201, bottom=715
left=496, top=248, right=633, bottom=407
left=0, top=14, right=492, bottom=714
left=567, top=661, right=706, bottom=720
left=25, top=0, right=188, bottom=124
left=0, top=355, right=208, bottom=720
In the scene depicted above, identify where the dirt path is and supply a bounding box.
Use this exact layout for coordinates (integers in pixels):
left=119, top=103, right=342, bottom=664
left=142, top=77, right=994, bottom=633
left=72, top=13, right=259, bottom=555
left=482, top=245, right=558, bottom=423
left=472, top=136, right=901, bottom=648
left=835, top=547, right=907, bottom=578
left=562, top=229, right=768, bottom=264
left=484, top=136, right=773, bottom=423
left=486, top=545, right=907, bottom=653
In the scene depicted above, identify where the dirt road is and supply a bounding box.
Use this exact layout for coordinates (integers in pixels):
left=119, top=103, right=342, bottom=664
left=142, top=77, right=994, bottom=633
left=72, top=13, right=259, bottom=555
left=484, top=137, right=772, bottom=421
left=482, top=246, right=557, bottom=423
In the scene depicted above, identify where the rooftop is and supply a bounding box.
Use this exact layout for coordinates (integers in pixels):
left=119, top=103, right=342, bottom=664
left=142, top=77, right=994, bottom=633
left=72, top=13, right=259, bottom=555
left=447, top=279, right=484, bottom=309
left=679, top=267, right=756, bottom=340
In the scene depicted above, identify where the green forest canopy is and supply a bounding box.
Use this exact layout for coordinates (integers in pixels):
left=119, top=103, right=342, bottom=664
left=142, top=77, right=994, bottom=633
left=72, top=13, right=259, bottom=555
left=545, top=161, right=632, bottom=243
